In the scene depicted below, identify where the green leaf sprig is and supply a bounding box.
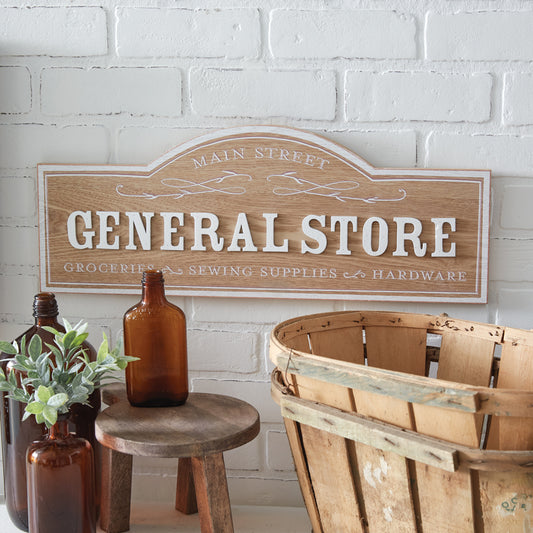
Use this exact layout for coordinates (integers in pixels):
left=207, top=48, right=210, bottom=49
left=0, top=319, right=137, bottom=428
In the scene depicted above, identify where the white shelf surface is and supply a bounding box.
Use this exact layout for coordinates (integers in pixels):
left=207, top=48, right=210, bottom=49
left=0, top=501, right=311, bottom=533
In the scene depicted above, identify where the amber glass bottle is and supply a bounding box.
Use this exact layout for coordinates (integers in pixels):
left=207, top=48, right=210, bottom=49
left=26, top=415, right=96, bottom=533
left=124, top=270, right=188, bottom=406
left=0, top=293, right=101, bottom=531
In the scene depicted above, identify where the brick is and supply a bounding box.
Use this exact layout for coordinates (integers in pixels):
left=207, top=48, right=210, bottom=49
left=41, top=68, right=182, bottom=117
left=225, top=434, right=261, bottom=471
left=0, top=177, right=36, bottom=220
left=0, top=275, right=39, bottom=317
left=322, top=130, right=417, bottom=168
left=0, top=67, right=31, bottom=113
left=190, top=68, right=336, bottom=120
left=116, top=7, right=260, bottom=58
left=345, top=71, right=492, bottom=122
left=0, top=227, right=38, bottom=267
left=0, top=125, right=109, bottom=169
left=490, top=238, right=533, bottom=282
left=497, top=289, right=533, bottom=330
left=426, top=133, right=533, bottom=177
left=503, top=73, right=533, bottom=126
left=188, top=329, right=259, bottom=373
left=426, top=11, right=533, bottom=61
left=267, top=430, right=294, bottom=471
left=117, top=127, right=210, bottom=164
left=0, top=322, right=32, bottom=343
left=191, top=379, right=282, bottom=424
left=192, top=297, right=338, bottom=325
left=270, top=9, right=416, bottom=59
left=1, top=7, right=107, bottom=56
left=500, top=185, right=533, bottom=229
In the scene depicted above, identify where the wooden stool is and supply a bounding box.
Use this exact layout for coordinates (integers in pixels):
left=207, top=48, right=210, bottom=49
left=95, top=384, right=260, bottom=533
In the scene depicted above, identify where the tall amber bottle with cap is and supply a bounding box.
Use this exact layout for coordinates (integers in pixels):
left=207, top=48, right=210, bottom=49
left=124, top=270, right=188, bottom=406
left=0, top=293, right=101, bottom=531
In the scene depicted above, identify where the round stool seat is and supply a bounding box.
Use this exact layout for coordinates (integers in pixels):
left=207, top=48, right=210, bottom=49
left=96, top=392, right=260, bottom=458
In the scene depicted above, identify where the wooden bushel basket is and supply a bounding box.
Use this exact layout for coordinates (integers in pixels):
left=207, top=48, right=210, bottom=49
left=269, top=311, right=533, bottom=532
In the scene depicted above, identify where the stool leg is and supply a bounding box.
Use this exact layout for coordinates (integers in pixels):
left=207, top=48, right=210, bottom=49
left=99, top=446, right=133, bottom=533
left=175, top=457, right=198, bottom=514
left=191, top=453, right=234, bottom=533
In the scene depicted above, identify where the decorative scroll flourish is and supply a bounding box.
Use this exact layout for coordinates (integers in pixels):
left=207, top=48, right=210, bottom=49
left=267, top=172, right=407, bottom=203
left=116, top=171, right=251, bottom=200
left=344, top=270, right=367, bottom=279
left=161, top=266, right=183, bottom=275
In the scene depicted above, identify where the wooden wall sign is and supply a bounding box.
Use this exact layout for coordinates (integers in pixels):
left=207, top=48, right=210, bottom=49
left=38, top=126, right=490, bottom=302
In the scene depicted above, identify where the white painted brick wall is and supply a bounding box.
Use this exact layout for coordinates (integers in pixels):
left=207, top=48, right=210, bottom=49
left=426, top=133, right=533, bottom=176
left=188, top=329, right=260, bottom=373
left=0, top=177, right=35, bottom=220
left=41, top=68, right=182, bottom=117
left=0, top=125, right=110, bottom=169
left=503, top=73, right=533, bottom=126
left=267, top=430, right=294, bottom=471
left=1, top=0, right=533, bottom=510
left=500, top=186, right=533, bottom=230
left=269, top=9, right=416, bottom=59
left=116, top=8, right=261, bottom=58
left=190, top=68, right=336, bottom=119
left=0, top=6, right=107, bottom=56
left=345, top=71, right=492, bottom=122
left=425, top=10, right=533, bottom=61
left=0, top=67, right=32, bottom=114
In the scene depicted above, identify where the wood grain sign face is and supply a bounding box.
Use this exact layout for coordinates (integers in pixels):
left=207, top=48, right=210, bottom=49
left=38, top=126, right=490, bottom=302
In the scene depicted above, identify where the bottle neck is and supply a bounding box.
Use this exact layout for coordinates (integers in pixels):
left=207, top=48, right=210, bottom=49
left=48, top=416, right=70, bottom=440
left=141, top=271, right=167, bottom=305
left=35, top=316, right=61, bottom=328
left=32, top=293, right=61, bottom=327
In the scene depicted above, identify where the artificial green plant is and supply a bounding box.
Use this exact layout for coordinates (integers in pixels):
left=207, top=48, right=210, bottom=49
left=0, top=319, right=137, bottom=428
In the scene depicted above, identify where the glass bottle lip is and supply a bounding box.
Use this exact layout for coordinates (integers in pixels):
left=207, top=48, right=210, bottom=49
left=33, top=292, right=59, bottom=318
left=142, top=270, right=164, bottom=284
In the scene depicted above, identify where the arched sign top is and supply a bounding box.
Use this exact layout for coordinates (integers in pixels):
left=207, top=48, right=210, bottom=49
left=39, top=126, right=489, bottom=302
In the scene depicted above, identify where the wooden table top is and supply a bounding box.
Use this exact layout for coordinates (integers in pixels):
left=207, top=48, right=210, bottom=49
left=95, top=386, right=260, bottom=458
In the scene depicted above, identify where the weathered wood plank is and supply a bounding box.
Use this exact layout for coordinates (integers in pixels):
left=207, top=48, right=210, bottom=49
left=353, top=326, right=426, bottom=531
left=275, top=390, right=533, bottom=473
left=308, top=326, right=365, bottom=364
left=273, top=350, right=533, bottom=417
left=191, top=453, right=233, bottom=533
left=298, top=424, right=364, bottom=533
left=480, top=331, right=533, bottom=531
left=281, top=396, right=458, bottom=472
left=413, top=330, right=495, bottom=533
left=99, top=447, right=133, bottom=533
left=175, top=457, right=198, bottom=515
left=283, top=419, right=323, bottom=533
left=275, top=352, right=480, bottom=413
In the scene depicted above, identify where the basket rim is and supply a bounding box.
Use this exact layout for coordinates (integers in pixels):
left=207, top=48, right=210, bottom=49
left=269, top=310, right=533, bottom=416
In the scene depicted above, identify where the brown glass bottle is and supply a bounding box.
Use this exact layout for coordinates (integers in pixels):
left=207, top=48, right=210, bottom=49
left=0, top=293, right=101, bottom=531
left=124, top=270, right=188, bottom=406
left=27, top=415, right=96, bottom=533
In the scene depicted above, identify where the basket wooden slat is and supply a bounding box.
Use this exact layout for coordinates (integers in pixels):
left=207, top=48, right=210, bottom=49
left=289, top=327, right=365, bottom=532
left=477, top=329, right=533, bottom=531
left=354, top=325, right=426, bottom=531
left=270, top=311, right=533, bottom=533
left=412, top=328, right=496, bottom=531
